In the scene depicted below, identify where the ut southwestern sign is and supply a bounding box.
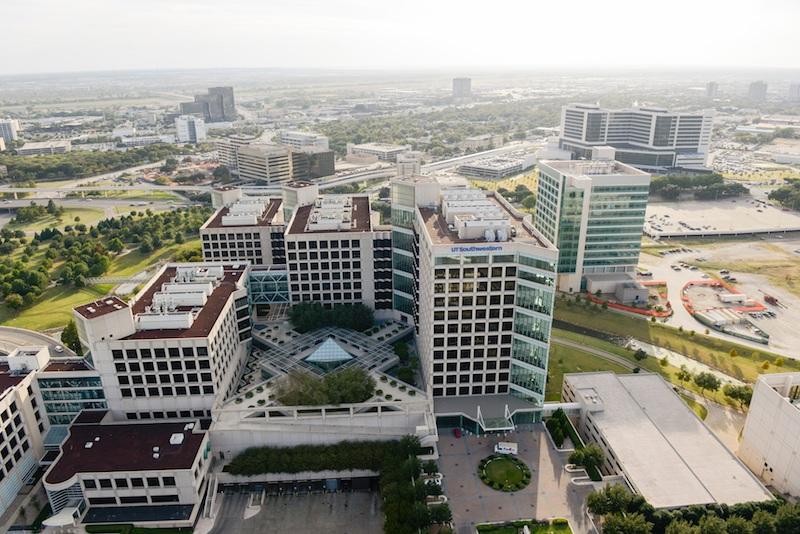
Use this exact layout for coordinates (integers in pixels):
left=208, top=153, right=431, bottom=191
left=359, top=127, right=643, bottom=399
left=450, top=245, right=503, bottom=253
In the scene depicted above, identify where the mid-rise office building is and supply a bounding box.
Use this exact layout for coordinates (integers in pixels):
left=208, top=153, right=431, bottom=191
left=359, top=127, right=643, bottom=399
left=789, top=83, right=800, bottom=102
left=17, top=140, right=72, bottom=156
left=0, top=119, right=19, bottom=145
left=452, top=77, right=472, bottom=98
left=749, top=81, right=768, bottom=102
left=535, top=159, right=651, bottom=292
left=73, top=263, right=252, bottom=421
left=35, top=359, right=107, bottom=427
left=276, top=130, right=329, bottom=151
left=457, top=153, right=536, bottom=180
left=180, top=86, right=236, bottom=123
left=284, top=182, right=392, bottom=311
left=200, top=195, right=286, bottom=266
left=739, top=373, right=800, bottom=499
left=396, top=151, right=423, bottom=177
left=0, top=348, right=48, bottom=518
left=215, top=135, right=257, bottom=173
left=391, top=177, right=559, bottom=420
left=347, top=142, right=410, bottom=163
left=706, top=81, right=719, bottom=98
left=236, top=144, right=302, bottom=185
left=43, top=412, right=210, bottom=528
left=558, top=104, right=713, bottom=170
left=174, top=115, right=207, bottom=144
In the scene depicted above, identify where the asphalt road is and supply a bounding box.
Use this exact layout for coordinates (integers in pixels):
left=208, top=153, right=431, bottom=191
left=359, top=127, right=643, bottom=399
left=0, top=326, right=75, bottom=357
left=207, top=492, right=248, bottom=534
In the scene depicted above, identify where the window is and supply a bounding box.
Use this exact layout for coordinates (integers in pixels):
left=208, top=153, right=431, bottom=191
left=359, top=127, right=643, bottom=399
left=84, top=479, right=97, bottom=489
left=99, top=479, right=113, bottom=489
left=146, top=477, right=160, bottom=487
left=163, top=476, right=176, bottom=487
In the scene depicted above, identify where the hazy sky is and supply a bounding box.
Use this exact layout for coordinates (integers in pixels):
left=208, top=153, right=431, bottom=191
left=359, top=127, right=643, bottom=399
left=3, top=0, right=799, bottom=75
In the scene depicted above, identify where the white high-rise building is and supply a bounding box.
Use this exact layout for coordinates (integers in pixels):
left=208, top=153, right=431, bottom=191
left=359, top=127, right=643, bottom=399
left=73, top=263, right=252, bottom=421
left=789, top=83, right=800, bottom=102
left=175, top=115, right=207, bottom=144
left=749, top=81, right=768, bottom=102
left=739, top=373, right=800, bottom=499
left=396, top=151, right=423, bottom=177
left=391, top=177, right=558, bottom=427
left=559, top=104, right=714, bottom=170
left=215, top=135, right=257, bottom=173
left=0, top=119, right=20, bottom=145
left=535, top=160, right=651, bottom=293
left=277, top=130, right=329, bottom=151
left=452, top=77, right=472, bottom=98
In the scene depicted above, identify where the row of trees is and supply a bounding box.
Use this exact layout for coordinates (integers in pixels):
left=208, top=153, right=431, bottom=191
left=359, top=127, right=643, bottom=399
left=674, top=366, right=753, bottom=408
left=288, top=302, right=374, bottom=333
left=650, top=174, right=748, bottom=200
left=0, top=144, right=188, bottom=182
left=497, top=184, right=536, bottom=211
left=224, top=437, right=452, bottom=533
left=589, top=484, right=795, bottom=534
left=275, top=368, right=376, bottom=406
left=10, top=200, right=64, bottom=224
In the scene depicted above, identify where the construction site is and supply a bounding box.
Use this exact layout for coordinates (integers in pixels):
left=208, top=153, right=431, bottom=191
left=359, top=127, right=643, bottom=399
left=682, top=279, right=770, bottom=344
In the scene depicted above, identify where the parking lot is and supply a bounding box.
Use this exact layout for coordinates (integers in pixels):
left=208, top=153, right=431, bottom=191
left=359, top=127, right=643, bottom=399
left=437, top=426, right=593, bottom=534
left=209, top=491, right=383, bottom=534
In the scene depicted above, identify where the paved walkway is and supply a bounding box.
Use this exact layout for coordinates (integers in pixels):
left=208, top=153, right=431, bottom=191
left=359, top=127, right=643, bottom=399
left=438, top=427, right=593, bottom=534
left=629, top=339, right=745, bottom=386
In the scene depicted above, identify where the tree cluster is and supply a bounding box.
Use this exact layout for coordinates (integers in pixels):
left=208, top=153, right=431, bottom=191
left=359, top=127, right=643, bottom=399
left=275, top=368, right=376, bottom=406
left=650, top=174, right=747, bottom=201
left=288, top=302, right=374, bottom=333
left=11, top=200, right=64, bottom=224
left=497, top=184, right=536, bottom=211
left=0, top=144, right=187, bottom=182
left=768, top=179, right=800, bottom=211
left=588, top=484, right=793, bottom=534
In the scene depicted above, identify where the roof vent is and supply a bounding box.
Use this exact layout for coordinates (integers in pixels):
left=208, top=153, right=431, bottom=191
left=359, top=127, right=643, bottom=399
left=84, top=442, right=93, bottom=449
left=94, top=437, right=100, bottom=442
left=169, top=433, right=185, bottom=446
left=152, top=446, right=160, bottom=453
left=153, top=453, right=160, bottom=459
left=183, top=423, right=195, bottom=431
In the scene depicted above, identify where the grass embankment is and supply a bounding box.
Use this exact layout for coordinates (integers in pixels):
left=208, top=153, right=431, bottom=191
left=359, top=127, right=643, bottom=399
left=6, top=208, right=107, bottom=233
left=551, top=328, right=738, bottom=407
left=0, top=239, right=201, bottom=331
left=545, top=342, right=629, bottom=401
left=680, top=393, right=709, bottom=420
left=0, top=285, right=113, bottom=331
left=477, top=519, right=572, bottom=534
left=555, top=299, right=798, bottom=383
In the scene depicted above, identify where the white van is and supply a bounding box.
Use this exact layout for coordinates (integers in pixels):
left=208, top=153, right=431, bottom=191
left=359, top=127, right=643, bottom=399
left=494, top=442, right=518, bottom=455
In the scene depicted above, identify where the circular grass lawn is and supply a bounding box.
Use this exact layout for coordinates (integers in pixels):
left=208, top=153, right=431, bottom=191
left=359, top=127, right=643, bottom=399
left=478, top=455, right=531, bottom=492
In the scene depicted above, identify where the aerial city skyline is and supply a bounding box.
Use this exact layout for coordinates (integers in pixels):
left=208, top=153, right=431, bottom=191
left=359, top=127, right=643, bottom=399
left=1, top=2, right=800, bottom=533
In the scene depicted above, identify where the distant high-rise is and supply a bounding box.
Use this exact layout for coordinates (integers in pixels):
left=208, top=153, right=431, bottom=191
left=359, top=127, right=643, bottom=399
left=180, top=86, right=236, bottom=123
left=175, top=115, right=207, bottom=144
left=789, top=83, right=800, bottom=102
left=452, top=77, right=472, bottom=98
left=706, top=81, right=719, bottom=98
left=748, top=81, right=768, bottom=102
left=558, top=103, right=714, bottom=170
left=0, top=119, right=20, bottom=145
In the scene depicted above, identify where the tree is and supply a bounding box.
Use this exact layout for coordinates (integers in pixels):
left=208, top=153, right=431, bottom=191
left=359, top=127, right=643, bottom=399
left=677, top=365, right=693, bottom=383
left=212, top=165, right=231, bottom=181
left=698, top=515, right=727, bottom=534
left=61, top=319, right=84, bottom=356
left=108, top=238, right=124, bottom=253
left=429, top=503, right=452, bottom=524
left=726, top=516, right=754, bottom=534
left=723, top=384, right=753, bottom=409
left=665, top=520, right=700, bottom=534
left=4, top=293, right=24, bottom=309
left=751, top=510, right=777, bottom=534
left=693, top=372, right=721, bottom=397
left=422, top=460, right=438, bottom=475
left=776, top=503, right=800, bottom=534
left=569, top=443, right=604, bottom=472
left=634, top=349, right=647, bottom=362
left=602, top=513, right=653, bottom=534
left=587, top=484, right=634, bottom=516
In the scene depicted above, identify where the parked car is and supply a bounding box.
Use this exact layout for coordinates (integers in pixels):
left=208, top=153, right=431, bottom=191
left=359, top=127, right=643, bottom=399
left=53, top=345, right=64, bottom=353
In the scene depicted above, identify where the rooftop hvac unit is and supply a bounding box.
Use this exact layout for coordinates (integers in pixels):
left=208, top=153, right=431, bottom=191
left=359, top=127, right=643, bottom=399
left=169, top=433, right=185, bottom=445
left=485, top=229, right=496, bottom=242
left=496, top=228, right=508, bottom=241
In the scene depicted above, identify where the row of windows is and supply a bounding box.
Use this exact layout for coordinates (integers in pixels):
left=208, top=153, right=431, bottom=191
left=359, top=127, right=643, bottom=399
left=289, top=261, right=362, bottom=272
left=434, top=281, right=516, bottom=293
left=112, top=347, right=209, bottom=359
left=203, top=232, right=274, bottom=241
left=287, top=240, right=361, bottom=250
left=84, top=475, right=176, bottom=490
left=434, top=319, right=513, bottom=334
left=120, top=385, right=214, bottom=398
left=89, top=495, right=179, bottom=505
left=204, top=241, right=263, bottom=250
left=294, top=292, right=363, bottom=303
left=125, top=409, right=210, bottom=420
left=432, top=372, right=509, bottom=384
left=434, top=266, right=517, bottom=280
left=289, top=250, right=361, bottom=261
left=434, top=294, right=514, bottom=307
left=433, top=384, right=508, bottom=397
left=433, top=358, right=511, bottom=371
left=433, top=332, right=513, bottom=347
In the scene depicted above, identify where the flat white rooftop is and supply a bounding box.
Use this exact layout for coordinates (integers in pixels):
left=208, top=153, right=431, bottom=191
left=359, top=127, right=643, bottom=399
left=566, top=372, right=772, bottom=509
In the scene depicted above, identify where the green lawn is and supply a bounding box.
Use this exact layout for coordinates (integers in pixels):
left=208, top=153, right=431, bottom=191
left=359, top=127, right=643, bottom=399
left=546, top=341, right=630, bottom=401
left=106, top=239, right=201, bottom=277
left=478, top=520, right=572, bottom=534
left=0, top=284, right=113, bottom=331
left=555, top=298, right=798, bottom=382
left=483, top=457, right=525, bottom=486
left=6, top=207, right=107, bottom=233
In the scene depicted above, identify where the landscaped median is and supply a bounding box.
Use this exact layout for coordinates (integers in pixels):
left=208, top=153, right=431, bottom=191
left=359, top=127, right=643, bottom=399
left=476, top=517, right=572, bottom=534
left=545, top=409, right=602, bottom=482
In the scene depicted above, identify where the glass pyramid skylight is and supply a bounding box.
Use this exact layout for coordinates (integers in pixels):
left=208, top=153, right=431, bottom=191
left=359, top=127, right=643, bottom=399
left=303, top=337, right=354, bottom=370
